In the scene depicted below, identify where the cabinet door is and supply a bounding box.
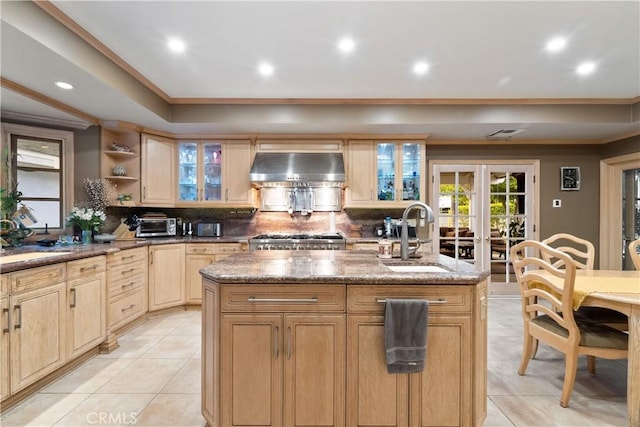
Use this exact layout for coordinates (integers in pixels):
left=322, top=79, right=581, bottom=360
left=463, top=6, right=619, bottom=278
left=10, top=282, right=66, bottom=393
left=347, top=315, right=409, bottom=427
left=148, top=245, right=185, bottom=311
left=185, top=254, right=214, bottom=304
left=177, top=142, right=200, bottom=202
left=347, top=141, right=375, bottom=205
left=67, top=273, right=106, bottom=360
left=141, top=134, right=176, bottom=205
left=1, top=296, right=9, bottom=400
left=221, top=314, right=283, bottom=427
left=284, top=314, right=345, bottom=427
left=223, top=141, right=253, bottom=204
left=202, top=281, right=220, bottom=427
left=409, top=316, right=471, bottom=427
left=376, top=142, right=397, bottom=201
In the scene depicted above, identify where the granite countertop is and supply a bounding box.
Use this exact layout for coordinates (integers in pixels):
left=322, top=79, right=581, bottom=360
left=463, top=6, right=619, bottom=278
left=200, top=250, right=489, bottom=285
left=0, top=236, right=251, bottom=273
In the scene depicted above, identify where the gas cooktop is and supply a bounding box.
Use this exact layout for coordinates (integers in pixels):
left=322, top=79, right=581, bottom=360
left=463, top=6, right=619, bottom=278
left=251, top=233, right=344, bottom=240
left=249, top=233, right=346, bottom=250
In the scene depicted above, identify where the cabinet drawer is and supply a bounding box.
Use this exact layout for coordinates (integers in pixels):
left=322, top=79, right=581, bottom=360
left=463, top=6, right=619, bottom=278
left=347, top=285, right=472, bottom=314
left=67, top=256, right=106, bottom=279
left=107, top=260, right=146, bottom=284
left=108, top=273, right=146, bottom=299
left=1, top=273, right=8, bottom=297
left=221, top=285, right=346, bottom=312
left=11, top=263, right=66, bottom=293
left=108, top=287, right=147, bottom=329
left=107, top=247, right=147, bottom=267
left=186, top=243, right=243, bottom=255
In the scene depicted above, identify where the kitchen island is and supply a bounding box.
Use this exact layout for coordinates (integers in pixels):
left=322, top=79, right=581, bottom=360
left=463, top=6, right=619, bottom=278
left=200, top=250, right=489, bottom=427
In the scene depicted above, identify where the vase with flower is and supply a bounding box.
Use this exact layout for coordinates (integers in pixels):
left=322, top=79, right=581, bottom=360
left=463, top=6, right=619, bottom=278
left=66, top=207, right=106, bottom=244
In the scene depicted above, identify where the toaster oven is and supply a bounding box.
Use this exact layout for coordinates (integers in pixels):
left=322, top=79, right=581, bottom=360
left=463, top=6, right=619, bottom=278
left=135, top=218, right=177, bottom=238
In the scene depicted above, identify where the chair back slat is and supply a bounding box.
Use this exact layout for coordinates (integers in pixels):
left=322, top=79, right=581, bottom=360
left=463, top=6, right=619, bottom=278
left=511, top=240, right=578, bottom=336
left=542, top=233, right=595, bottom=270
left=629, top=238, right=640, bottom=270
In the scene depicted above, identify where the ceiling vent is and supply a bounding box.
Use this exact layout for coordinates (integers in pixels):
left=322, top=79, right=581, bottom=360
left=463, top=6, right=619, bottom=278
left=485, top=129, right=526, bottom=140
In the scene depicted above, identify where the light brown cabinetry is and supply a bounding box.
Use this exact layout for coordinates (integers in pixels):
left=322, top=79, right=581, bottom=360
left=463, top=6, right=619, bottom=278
left=1, top=293, right=9, bottom=401
left=176, top=140, right=253, bottom=206
left=102, top=247, right=148, bottom=352
left=148, top=244, right=185, bottom=311
left=204, top=282, right=346, bottom=427
left=346, top=140, right=425, bottom=207
left=185, top=243, right=243, bottom=304
left=141, top=133, right=176, bottom=206
left=346, top=141, right=375, bottom=205
left=101, top=123, right=141, bottom=205
left=8, top=265, right=67, bottom=394
left=66, top=256, right=106, bottom=360
left=346, top=284, right=487, bottom=427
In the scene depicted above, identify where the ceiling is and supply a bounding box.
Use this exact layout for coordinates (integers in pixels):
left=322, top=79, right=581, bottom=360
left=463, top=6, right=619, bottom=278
left=1, top=1, right=639, bottom=142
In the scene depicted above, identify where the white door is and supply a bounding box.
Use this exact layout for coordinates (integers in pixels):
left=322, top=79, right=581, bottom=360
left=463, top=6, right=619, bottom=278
left=431, top=162, right=536, bottom=294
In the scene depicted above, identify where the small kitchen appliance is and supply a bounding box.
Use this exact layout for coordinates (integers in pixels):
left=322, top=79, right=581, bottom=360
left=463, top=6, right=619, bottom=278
left=196, top=223, right=222, bottom=237
left=135, top=217, right=177, bottom=238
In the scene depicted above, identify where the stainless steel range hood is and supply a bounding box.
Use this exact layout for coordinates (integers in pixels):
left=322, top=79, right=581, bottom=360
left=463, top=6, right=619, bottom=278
left=249, top=152, right=345, bottom=187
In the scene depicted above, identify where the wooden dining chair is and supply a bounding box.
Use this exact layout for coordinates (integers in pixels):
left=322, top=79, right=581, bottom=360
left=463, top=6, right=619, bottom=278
left=510, top=240, right=628, bottom=407
left=630, top=238, right=640, bottom=270
left=542, top=233, right=628, bottom=331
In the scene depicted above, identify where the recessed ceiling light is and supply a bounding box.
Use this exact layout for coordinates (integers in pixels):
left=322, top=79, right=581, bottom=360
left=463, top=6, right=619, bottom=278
left=337, top=37, right=355, bottom=54
left=412, top=61, right=429, bottom=75
left=258, top=62, right=274, bottom=77
left=546, top=37, right=567, bottom=52
left=55, top=81, right=73, bottom=90
left=167, top=38, right=186, bottom=53
left=576, top=61, right=596, bottom=76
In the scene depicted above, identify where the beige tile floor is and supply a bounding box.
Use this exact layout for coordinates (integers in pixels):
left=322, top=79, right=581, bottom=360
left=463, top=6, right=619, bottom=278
left=1, top=298, right=628, bottom=427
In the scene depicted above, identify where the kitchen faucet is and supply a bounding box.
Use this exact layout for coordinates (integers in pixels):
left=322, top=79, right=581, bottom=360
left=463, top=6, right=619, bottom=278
left=400, top=201, right=435, bottom=260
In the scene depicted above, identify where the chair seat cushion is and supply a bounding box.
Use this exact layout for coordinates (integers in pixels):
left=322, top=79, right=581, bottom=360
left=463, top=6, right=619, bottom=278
left=575, top=307, right=628, bottom=324
left=531, top=315, right=628, bottom=349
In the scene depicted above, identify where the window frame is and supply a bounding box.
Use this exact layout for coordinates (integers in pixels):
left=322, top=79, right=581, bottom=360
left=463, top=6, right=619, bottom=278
left=1, top=122, right=74, bottom=232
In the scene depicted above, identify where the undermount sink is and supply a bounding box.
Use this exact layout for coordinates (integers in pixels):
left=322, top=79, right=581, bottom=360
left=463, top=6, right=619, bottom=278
left=385, top=265, right=449, bottom=273
left=0, top=252, right=72, bottom=264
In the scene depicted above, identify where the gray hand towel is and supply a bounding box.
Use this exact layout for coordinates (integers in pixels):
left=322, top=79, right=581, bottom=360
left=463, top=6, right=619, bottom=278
left=384, top=299, right=429, bottom=374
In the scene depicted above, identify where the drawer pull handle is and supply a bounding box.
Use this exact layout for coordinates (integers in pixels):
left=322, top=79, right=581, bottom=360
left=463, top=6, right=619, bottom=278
left=121, top=304, right=135, bottom=312
left=247, top=297, right=318, bottom=303
left=122, top=255, right=135, bottom=261
left=2, top=308, right=9, bottom=333
left=80, top=265, right=98, bottom=272
left=122, top=282, right=135, bottom=289
left=193, top=248, right=207, bottom=253
left=70, top=288, right=77, bottom=308
left=14, top=305, right=21, bottom=329
left=376, top=298, right=447, bottom=304
left=287, top=326, right=292, bottom=360
left=121, top=268, right=135, bottom=275
left=274, top=326, right=279, bottom=360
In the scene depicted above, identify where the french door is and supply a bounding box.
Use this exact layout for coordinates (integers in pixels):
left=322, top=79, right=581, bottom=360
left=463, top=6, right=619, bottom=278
left=431, top=162, right=537, bottom=294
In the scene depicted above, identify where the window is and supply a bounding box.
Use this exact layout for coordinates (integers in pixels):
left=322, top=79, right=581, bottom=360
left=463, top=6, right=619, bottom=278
left=2, top=123, right=74, bottom=231
left=11, top=135, right=63, bottom=228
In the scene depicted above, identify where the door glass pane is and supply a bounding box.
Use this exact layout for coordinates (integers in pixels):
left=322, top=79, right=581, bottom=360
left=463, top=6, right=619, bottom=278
left=437, top=171, right=477, bottom=263
left=622, top=168, right=640, bottom=270
left=203, top=143, right=222, bottom=201
left=488, top=171, right=527, bottom=284
left=377, top=143, right=395, bottom=201
left=178, top=143, right=198, bottom=201
left=402, top=143, right=420, bottom=200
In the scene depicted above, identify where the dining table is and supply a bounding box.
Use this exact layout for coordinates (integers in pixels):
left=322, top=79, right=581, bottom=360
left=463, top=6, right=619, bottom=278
left=538, top=269, right=640, bottom=426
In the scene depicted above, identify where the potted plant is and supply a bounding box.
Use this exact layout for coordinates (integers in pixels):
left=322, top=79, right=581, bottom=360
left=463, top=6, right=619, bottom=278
left=66, top=207, right=106, bottom=244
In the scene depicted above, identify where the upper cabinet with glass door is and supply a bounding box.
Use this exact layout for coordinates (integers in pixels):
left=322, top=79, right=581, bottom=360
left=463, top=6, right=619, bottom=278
left=346, top=140, right=424, bottom=207
left=177, top=140, right=254, bottom=206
